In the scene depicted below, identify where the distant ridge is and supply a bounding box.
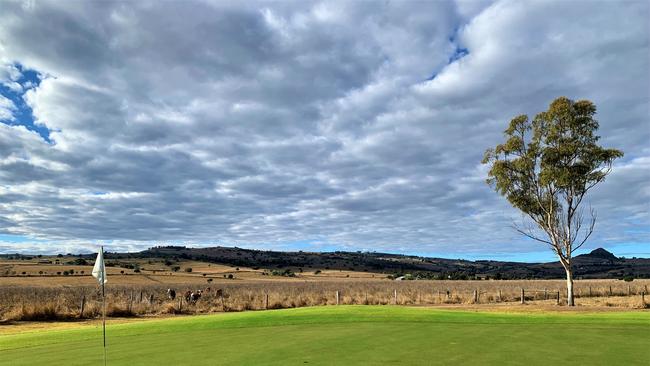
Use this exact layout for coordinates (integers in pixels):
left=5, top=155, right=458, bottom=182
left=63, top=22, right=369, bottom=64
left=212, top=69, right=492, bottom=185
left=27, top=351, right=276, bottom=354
left=105, top=245, right=650, bottom=280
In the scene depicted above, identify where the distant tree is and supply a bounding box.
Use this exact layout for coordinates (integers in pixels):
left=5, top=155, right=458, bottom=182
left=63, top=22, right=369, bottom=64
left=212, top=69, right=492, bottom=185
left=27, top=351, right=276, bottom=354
left=483, top=97, right=623, bottom=306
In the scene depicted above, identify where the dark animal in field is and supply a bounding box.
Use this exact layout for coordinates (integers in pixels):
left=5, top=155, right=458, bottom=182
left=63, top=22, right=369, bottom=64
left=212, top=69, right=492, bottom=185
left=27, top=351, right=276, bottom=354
left=215, top=289, right=223, bottom=298
left=189, top=290, right=202, bottom=303
left=184, top=290, right=192, bottom=302
left=167, top=288, right=176, bottom=300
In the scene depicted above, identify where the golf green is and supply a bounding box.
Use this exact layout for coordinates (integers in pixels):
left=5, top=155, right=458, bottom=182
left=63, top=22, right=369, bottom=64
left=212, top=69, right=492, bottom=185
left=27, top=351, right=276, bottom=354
left=1, top=306, right=648, bottom=365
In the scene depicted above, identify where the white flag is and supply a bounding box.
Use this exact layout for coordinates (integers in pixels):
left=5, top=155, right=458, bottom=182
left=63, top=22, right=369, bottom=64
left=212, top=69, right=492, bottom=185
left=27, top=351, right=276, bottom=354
left=92, top=247, right=107, bottom=285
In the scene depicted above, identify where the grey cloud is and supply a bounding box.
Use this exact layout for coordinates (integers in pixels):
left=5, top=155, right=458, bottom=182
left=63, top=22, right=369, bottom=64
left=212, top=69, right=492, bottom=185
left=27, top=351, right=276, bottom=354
left=0, top=0, right=647, bottom=256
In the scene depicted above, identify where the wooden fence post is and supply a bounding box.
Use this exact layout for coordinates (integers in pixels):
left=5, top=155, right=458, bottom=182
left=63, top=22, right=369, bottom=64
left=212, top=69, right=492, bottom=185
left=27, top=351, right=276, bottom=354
left=556, top=291, right=560, bottom=305
left=446, top=289, right=450, bottom=300
left=609, top=286, right=612, bottom=296
left=473, top=289, right=478, bottom=304
left=336, top=290, right=340, bottom=305
left=178, top=297, right=183, bottom=312
left=544, top=288, right=548, bottom=300
left=520, top=288, right=525, bottom=304
left=498, top=290, right=502, bottom=302
left=642, top=291, right=645, bottom=305
left=149, top=294, right=154, bottom=305
left=140, top=291, right=143, bottom=303
left=393, top=289, right=397, bottom=305
left=79, top=295, right=86, bottom=318
left=588, top=287, right=592, bottom=297
left=628, top=285, right=632, bottom=296
left=265, top=293, right=269, bottom=309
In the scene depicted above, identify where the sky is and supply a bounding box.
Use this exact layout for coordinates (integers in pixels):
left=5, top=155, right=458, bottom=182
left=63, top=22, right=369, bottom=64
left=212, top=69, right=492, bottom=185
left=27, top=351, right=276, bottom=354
left=0, top=0, right=648, bottom=262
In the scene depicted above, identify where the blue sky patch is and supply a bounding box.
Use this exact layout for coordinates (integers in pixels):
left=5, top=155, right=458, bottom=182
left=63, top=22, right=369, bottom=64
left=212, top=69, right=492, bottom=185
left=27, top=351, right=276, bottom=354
left=0, top=63, right=51, bottom=142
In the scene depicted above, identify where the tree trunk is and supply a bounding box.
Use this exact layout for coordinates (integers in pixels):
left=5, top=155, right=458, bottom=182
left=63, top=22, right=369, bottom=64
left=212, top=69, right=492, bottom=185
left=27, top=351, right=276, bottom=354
left=565, top=267, right=575, bottom=306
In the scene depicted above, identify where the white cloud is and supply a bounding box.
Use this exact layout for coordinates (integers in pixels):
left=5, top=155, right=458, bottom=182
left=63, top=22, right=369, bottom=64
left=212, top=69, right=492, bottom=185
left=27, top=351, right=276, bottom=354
left=0, top=0, right=647, bottom=255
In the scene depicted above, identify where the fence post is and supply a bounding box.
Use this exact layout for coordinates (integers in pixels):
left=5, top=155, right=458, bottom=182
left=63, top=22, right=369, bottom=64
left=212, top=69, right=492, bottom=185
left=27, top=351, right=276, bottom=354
left=609, top=286, right=612, bottom=296
left=178, top=297, right=182, bottom=312
left=265, top=293, right=269, bottom=309
left=556, top=291, right=560, bottom=305
left=588, top=287, right=592, bottom=297
left=336, top=290, right=340, bottom=305
left=394, top=289, right=397, bottom=305
left=498, top=290, right=502, bottom=302
left=149, top=294, right=154, bottom=305
left=628, top=285, right=632, bottom=296
left=520, top=288, right=525, bottom=304
left=79, top=295, right=86, bottom=318
left=473, top=290, right=478, bottom=304
left=642, top=291, right=645, bottom=305
left=544, top=288, right=547, bottom=300
left=446, top=289, right=450, bottom=300
left=140, top=291, right=143, bottom=302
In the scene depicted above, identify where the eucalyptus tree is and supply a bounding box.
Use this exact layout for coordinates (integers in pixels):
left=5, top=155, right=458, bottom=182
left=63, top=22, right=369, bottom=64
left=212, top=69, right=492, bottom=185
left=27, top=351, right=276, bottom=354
left=482, top=97, right=623, bottom=306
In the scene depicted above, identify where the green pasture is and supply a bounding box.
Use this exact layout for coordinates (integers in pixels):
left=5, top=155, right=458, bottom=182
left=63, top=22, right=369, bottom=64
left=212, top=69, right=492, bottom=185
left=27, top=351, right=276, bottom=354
left=1, top=306, right=649, bottom=365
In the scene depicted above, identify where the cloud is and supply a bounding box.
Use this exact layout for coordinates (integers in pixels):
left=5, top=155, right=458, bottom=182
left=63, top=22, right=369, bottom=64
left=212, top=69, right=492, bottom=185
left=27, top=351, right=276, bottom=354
left=0, top=0, right=647, bottom=256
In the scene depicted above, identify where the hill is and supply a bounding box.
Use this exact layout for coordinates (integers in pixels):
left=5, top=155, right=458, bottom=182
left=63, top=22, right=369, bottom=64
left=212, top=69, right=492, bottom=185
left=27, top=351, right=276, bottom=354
left=102, top=246, right=650, bottom=280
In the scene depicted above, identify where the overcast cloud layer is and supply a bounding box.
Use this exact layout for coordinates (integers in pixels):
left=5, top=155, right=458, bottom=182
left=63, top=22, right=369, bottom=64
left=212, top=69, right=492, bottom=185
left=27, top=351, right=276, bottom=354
left=0, top=0, right=648, bottom=257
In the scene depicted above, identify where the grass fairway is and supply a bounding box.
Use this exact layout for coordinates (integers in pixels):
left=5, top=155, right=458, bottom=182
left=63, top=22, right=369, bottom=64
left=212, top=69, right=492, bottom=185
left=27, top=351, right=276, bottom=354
left=1, top=306, right=648, bottom=366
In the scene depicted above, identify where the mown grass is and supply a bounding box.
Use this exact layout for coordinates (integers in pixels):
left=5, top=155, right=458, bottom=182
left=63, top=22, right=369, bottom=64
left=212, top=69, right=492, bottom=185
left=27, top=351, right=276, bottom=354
left=1, top=306, right=649, bottom=365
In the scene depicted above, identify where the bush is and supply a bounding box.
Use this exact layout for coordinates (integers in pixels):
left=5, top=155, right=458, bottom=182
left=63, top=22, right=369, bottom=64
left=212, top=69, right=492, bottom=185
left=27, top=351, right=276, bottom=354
left=227, top=274, right=234, bottom=279
left=185, top=268, right=193, bottom=273
left=622, top=275, right=635, bottom=282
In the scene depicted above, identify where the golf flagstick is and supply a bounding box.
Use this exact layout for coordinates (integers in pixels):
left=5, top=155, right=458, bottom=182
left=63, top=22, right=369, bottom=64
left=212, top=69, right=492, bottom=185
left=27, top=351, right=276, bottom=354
left=92, top=246, right=107, bottom=366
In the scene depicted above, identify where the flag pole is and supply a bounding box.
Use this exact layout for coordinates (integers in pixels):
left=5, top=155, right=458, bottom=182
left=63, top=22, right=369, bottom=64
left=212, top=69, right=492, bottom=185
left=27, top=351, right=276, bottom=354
left=101, top=246, right=107, bottom=366
left=93, top=245, right=108, bottom=366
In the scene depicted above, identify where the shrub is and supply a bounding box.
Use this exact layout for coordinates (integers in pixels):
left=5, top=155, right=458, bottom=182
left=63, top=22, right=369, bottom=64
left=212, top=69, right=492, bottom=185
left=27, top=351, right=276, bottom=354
left=185, top=268, right=193, bottom=273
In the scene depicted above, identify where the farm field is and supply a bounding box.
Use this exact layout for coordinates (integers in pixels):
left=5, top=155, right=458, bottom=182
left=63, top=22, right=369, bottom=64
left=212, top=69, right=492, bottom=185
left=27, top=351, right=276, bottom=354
left=1, top=306, right=649, bottom=366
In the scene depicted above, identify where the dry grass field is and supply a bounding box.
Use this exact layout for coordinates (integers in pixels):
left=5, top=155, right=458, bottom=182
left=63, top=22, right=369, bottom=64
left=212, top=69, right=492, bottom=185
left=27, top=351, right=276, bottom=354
left=1, top=257, right=648, bottom=322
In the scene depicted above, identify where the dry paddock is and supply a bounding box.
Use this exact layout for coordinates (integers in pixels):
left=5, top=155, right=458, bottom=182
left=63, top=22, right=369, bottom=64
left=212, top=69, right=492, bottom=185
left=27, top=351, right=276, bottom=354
left=1, top=278, right=648, bottom=322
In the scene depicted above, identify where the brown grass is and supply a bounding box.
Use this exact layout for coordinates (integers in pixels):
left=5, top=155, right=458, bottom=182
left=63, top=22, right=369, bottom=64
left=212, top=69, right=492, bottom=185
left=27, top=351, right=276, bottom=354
left=1, top=278, right=648, bottom=322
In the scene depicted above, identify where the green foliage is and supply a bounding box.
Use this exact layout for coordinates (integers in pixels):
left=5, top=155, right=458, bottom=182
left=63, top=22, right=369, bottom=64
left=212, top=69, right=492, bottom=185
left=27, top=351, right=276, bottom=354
left=484, top=97, right=622, bottom=219
left=622, top=275, right=634, bottom=282
left=271, top=269, right=296, bottom=277
left=483, top=97, right=622, bottom=257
